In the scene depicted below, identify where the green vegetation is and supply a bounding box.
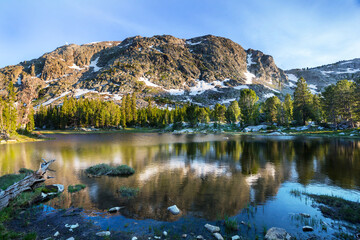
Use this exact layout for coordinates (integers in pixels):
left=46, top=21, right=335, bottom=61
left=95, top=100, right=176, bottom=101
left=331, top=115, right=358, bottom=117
left=68, top=184, right=86, bottom=193
left=118, top=186, right=139, bottom=198
left=0, top=173, right=27, bottom=190
left=305, top=193, right=360, bottom=224
left=1, top=81, right=35, bottom=140
left=85, top=163, right=135, bottom=176
left=224, top=215, right=238, bottom=231
left=29, top=76, right=360, bottom=131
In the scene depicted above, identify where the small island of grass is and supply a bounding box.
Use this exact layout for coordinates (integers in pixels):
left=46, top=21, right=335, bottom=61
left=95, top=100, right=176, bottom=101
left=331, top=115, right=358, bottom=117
left=68, top=184, right=87, bottom=193
left=85, top=163, right=135, bottom=176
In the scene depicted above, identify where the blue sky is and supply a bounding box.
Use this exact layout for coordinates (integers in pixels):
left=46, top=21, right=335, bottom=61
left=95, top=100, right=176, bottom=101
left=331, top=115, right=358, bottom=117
left=0, top=0, right=360, bottom=69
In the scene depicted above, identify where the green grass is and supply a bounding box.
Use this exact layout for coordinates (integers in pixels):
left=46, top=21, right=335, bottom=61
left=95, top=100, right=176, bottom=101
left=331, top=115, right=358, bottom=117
left=118, top=186, right=139, bottom=198
left=68, top=184, right=86, bottom=193
left=224, top=215, right=238, bottom=231
left=0, top=173, right=27, bottom=190
left=85, top=164, right=135, bottom=176
left=305, top=193, right=360, bottom=224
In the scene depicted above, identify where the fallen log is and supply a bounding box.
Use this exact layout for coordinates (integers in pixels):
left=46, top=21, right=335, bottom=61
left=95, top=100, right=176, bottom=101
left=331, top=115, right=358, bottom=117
left=0, top=158, right=55, bottom=211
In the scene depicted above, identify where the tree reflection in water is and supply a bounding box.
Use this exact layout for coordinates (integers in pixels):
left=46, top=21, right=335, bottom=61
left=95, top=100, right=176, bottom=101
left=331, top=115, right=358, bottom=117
left=0, top=133, right=359, bottom=221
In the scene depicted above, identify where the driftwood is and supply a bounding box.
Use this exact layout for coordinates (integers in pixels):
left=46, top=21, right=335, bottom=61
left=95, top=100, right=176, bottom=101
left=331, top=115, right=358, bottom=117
left=0, top=158, right=55, bottom=211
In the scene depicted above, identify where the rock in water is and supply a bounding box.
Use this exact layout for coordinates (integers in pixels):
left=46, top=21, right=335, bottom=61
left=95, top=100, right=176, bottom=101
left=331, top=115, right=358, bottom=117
left=108, top=206, right=124, bottom=213
left=232, top=235, right=241, bottom=240
left=204, top=223, right=220, bottom=233
left=265, top=227, right=291, bottom=240
left=54, top=231, right=60, bottom=237
left=302, top=226, right=314, bottom=232
left=131, top=237, right=138, bottom=240
left=213, top=232, right=224, bottom=240
left=167, top=205, right=180, bottom=215
left=96, top=231, right=111, bottom=236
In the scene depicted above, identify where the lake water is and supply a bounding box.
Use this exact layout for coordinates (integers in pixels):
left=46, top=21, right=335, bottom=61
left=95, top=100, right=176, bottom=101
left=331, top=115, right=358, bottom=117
left=1, top=133, right=360, bottom=238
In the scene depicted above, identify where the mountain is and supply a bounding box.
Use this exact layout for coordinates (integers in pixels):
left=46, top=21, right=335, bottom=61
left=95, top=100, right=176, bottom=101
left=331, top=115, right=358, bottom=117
left=285, top=58, right=360, bottom=94
left=0, top=35, right=289, bottom=116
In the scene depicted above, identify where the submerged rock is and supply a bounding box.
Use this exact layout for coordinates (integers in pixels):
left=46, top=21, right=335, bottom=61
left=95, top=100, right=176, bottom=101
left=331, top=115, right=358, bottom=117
left=54, top=231, right=59, bottom=237
left=265, top=227, right=291, bottom=240
left=300, top=213, right=310, bottom=218
left=232, top=236, right=241, bottom=240
left=213, top=232, right=224, bottom=240
left=167, top=205, right=180, bottom=215
left=182, top=234, right=187, bottom=238
left=302, top=226, right=314, bottom=232
left=204, top=223, right=220, bottom=233
left=108, top=206, right=124, bottom=213
left=96, top=231, right=111, bottom=236
left=131, top=237, right=138, bottom=240
left=196, top=235, right=205, bottom=240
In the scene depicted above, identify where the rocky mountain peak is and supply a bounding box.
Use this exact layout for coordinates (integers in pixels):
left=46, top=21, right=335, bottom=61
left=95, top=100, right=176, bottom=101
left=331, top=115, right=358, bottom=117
left=0, top=34, right=289, bottom=111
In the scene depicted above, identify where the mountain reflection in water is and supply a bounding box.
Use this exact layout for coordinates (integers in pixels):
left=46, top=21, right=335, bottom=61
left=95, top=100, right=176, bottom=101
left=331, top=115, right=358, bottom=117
left=0, top=133, right=359, bottom=221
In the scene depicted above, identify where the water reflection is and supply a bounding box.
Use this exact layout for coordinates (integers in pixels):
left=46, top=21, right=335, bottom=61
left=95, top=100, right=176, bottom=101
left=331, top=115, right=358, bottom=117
left=0, top=134, right=359, bottom=220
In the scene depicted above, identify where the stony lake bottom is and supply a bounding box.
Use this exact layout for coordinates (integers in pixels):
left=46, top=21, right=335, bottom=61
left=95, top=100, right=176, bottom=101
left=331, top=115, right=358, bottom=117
left=1, top=133, right=360, bottom=239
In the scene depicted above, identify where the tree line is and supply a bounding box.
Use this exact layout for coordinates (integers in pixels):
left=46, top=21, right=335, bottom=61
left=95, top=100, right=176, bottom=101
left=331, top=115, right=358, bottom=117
left=0, top=82, right=34, bottom=136
left=2, top=76, right=360, bottom=135
left=35, top=77, right=360, bottom=129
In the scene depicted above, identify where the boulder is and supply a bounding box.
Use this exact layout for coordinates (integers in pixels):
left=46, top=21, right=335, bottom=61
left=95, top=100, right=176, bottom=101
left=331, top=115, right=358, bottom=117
left=302, top=226, right=314, bottom=232
left=204, top=223, right=220, bottom=233
left=232, top=236, right=241, bottom=240
left=265, top=227, right=291, bottom=240
left=108, top=206, right=124, bottom=213
left=167, top=205, right=180, bottom=215
left=96, top=231, right=111, bottom=236
left=213, top=232, right=224, bottom=240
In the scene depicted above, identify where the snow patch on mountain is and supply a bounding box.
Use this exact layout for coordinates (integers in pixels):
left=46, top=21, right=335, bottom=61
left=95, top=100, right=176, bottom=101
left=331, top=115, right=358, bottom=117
left=40, top=91, right=71, bottom=107
left=186, top=40, right=202, bottom=46
left=89, top=57, right=101, bottom=72
left=233, top=85, right=249, bottom=90
left=263, top=93, right=275, bottom=99
left=68, top=64, right=86, bottom=71
left=287, top=74, right=298, bottom=82
left=74, top=89, right=98, bottom=98
left=244, top=71, right=255, bottom=84
left=247, top=53, right=256, bottom=66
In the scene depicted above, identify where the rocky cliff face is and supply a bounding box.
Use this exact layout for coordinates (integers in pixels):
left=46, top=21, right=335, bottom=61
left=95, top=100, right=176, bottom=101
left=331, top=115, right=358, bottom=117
left=285, top=58, right=360, bottom=94
left=0, top=35, right=289, bottom=111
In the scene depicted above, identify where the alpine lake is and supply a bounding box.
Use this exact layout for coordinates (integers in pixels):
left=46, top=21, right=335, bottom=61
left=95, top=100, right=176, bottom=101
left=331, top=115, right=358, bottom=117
left=1, top=132, right=360, bottom=239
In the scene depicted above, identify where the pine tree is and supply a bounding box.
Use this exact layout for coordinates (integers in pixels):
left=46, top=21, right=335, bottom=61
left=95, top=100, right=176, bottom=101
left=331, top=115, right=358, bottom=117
left=213, top=103, right=226, bottom=123
left=262, top=96, right=281, bottom=123
left=283, top=94, right=293, bottom=126
left=121, top=96, right=127, bottom=128
left=311, top=94, right=323, bottom=124
left=131, top=92, right=137, bottom=125
left=238, top=89, right=259, bottom=125
left=225, top=100, right=241, bottom=124
left=334, top=79, right=356, bottom=126
left=26, top=107, right=35, bottom=132
left=293, top=77, right=313, bottom=125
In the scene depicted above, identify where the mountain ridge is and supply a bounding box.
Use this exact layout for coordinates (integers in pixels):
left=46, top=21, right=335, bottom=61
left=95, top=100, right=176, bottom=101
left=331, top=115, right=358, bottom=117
left=0, top=35, right=289, bottom=114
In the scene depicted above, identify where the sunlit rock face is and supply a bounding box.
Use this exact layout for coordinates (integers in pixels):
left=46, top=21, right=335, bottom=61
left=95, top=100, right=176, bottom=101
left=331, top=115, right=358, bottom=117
left=0, top=35, right=289, bottom=113
left=285, top=58, right=360, bottom=94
